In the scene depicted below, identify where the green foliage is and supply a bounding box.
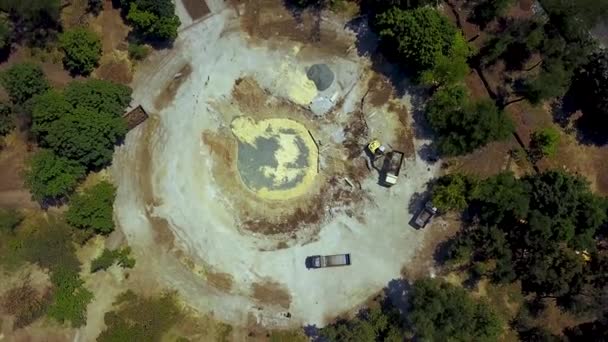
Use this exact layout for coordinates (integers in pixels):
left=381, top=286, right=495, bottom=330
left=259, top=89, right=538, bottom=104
left=470, top=0, right=514, bottom=28
left=67, top=181, right=116, bottom=234
left=376, top=7, right=463, bottom=75
left=45, top=106, right=127, bottom=168
left=0, top=208, right=23, bottom=233
left=47, top=266, right=93, bottom=327
left=445, top=170, right=608, bottom=300
left=24, top=150, right=85, bottom=202
left=426, top=84, right=513, bottom=155
left=128, top=42, right=150, bottom=60
left=409, top=278, right=503, bottom=341
left=59, top=28, right=102, bottom=75
left=0, top=102, right=14, bottom=136
left=90, top=247, right=136, bottom=272
left=97, top=291, right=183, bottom=342
left=530, top=127, right=559, bottom=161
left=432, top=174, right=471, bottom=212
left=30, top=90, right=70, bottom=140
left=0, top=62, right=49, bottom=105
left=0, top=15, right=12, bottom=50
left=64, top=79, right=132, bottom=116
left=421, top=32, right=471, bottom=86
left=0, top=0, right=61, bottom=46
left=121, top=0, right=181, bottom=41
left=320, top=305, right=403, bottom=342
left=521, top=58, right=572, bottom=104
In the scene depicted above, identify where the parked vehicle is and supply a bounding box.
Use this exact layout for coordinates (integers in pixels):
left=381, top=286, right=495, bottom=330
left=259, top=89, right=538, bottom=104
left=381, top=150, right=405, bottom=186
left=414, top=201, right=437, bottom=228
left=306, top=254, right=351, bottom=269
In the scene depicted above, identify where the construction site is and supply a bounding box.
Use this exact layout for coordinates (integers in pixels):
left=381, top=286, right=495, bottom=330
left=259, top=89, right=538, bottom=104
left=110, top=0, right=439, bottom=328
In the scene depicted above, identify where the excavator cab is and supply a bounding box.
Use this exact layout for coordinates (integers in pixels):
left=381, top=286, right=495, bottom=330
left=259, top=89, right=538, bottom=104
left=367, top=139, right=386, bottom=156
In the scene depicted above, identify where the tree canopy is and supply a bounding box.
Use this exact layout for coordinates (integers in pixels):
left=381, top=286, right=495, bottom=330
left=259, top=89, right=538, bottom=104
left=530, top=127, right=560, bottom=161
left=0, top=62, right=49, bottom=105
left=410, top=278, right=503, bottom=341
left=0, top=102, right=13, bottom=137
left=24, top=150, right=85, bottom=202
left=445, top=170, right=608, bottom=301
left=376, top=7, right=467, bottom=78
left=120, top=0, right=181, bottom=42
left=59, top=28, right=102, bottom=75
left=426, top=84, right=513, bottom=155
left=0, top=0, right=61, bottom=46
left=45, top=106, right=127, bottom=168
left=66, top=181, right=116, bottom=234
left=30, top=79, right=131, bottom=169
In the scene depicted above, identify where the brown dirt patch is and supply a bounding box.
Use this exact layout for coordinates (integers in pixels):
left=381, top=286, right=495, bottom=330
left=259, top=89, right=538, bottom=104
left=366, top=73, right=393, bottom=107
left=387, top=100, right=415, bottom=158
left=237, top=0, right=352, bottom=57
left=205, top=271, right=233, bottom=292
left=402, top=214, right=461, bottom=280
left=0, top=132, right=37, bottom=209
left=154, top=64, right=193, bottom=110
left=99, top=1, right=130, bottom=54
left=251, top=280, right=291, bottom=309
left=96, top=59, right=133, bottom=85
left=183, top=0, right=211, bottom=20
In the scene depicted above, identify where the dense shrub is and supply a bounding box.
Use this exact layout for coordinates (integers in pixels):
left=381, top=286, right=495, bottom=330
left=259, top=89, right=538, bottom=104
left=0, top=62, right=49, bottom=105
left=66, top=181, right=116, bottom=234
left=24, top=150, right=86, bottom=202
left=59, top=28, right=102, bottom=75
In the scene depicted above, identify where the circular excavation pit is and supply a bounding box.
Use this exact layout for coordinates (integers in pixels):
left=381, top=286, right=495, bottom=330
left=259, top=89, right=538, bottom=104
left=231, top=117, right=318, bottom=200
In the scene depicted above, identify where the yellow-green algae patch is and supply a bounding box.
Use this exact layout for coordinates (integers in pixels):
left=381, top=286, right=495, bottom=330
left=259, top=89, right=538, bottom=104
left=230, top=117, right=318, bottom=200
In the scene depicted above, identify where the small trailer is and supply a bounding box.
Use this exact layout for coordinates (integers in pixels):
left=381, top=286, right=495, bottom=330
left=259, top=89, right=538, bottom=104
left=414, top=201, right=438, bottom=228
left=307, top=254, right=351, bottom=269
left=381, top=150, right=405, bottom=186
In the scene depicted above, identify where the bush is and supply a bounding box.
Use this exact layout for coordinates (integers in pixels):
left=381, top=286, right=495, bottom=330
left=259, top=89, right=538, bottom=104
left=0, top=208, right=23, bottom=233
left=432, top=174, right=471, bottom=212
left=47, top=266, right=94, bottom=327
left=0, top=62, right=49, bottom=105
left=1, top=281, right=51, bottom=328
left=90, top=247, right=136, bottom=272
left=530, top=127, right=559, bottom=161
left=24, top=150, right=86, bottom=202
left=59, top=28, right=102, bottom=75
left=29, top=90, right=71, bottom=140
left=66, top=181, right=116, bottom=234
left=128, top=42, right=149, bottom=60
left=0, top=102, right=14, bottom=136
left=98, top=291, right=183, bottom=342
left=64, top=79, right=132, bottom=116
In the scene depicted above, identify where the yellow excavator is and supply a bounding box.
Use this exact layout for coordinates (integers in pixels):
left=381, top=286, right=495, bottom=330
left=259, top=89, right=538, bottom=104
left=367, top=139, right=386, bottom=156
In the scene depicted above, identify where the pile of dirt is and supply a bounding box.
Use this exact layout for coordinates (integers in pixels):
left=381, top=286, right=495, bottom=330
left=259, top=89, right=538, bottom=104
left=306, top=64, right=334, bottom=91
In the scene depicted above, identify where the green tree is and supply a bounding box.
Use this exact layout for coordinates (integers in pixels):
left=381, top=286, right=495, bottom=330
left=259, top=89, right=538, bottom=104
left=24, top=150, right=85, bottom=202
left=59, top=28, right=102, bottom=75
left=421, top=32, right=471, bottom=86
left=30, top=90, right=70, bottom=140
left=45, top=107, right=127, bottom=168
left=521, top=58, right=572, bottom=104
left=320, top=306, right=403, bottom=342
left=66, top=181, right=116, bottom=234
left=121, top=0, right=181, bottom=41
left=0, top=62, right=49, bottom=105
left=410, top=278, right=503, bottom=341
left=64, top=79, right=132, bottom=116
left=530, top=127, right=559, bottom=161
left=376, top=7, right=461, bottom=74
left=471, top=172, right=530, bottom=224
left=426, top=85, right=513, bottom=155
left=90, top=247, right=135, bottom=272
left=432, top=174, right=471, bottom=212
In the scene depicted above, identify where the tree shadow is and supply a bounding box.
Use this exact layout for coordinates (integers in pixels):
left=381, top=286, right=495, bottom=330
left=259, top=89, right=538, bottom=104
left=407, top=190, right=429, bottom=216
left=553, top=86, right=608, bottom=146
left=417, top=143, right=439, bottom=164
left=381, top=278, right=412, bottom=317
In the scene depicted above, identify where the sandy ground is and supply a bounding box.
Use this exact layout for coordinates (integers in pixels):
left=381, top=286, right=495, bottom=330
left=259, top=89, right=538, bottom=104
left=111, top=2, right=438, bottom=328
